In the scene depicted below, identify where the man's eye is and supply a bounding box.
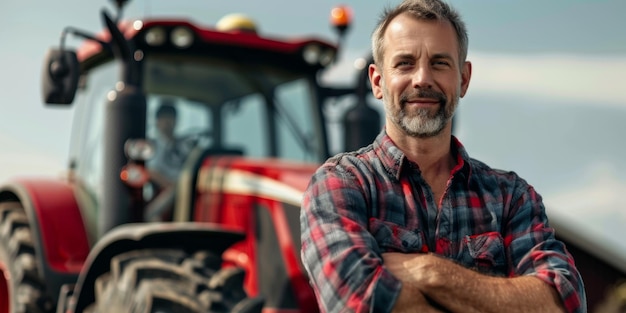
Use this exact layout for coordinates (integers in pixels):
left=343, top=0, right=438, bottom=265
left=396, top=61, right=412, bottom=67
left=433, top=60, right=450, bottom=67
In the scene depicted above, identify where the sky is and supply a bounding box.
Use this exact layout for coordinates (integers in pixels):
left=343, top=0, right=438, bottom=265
left=1, top=0, right=625, bottom=260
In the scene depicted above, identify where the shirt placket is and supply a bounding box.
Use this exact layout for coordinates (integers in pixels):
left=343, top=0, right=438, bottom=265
left=405, top=171, right=439, bottom=251
left=434, top=175, right=456, bottom=255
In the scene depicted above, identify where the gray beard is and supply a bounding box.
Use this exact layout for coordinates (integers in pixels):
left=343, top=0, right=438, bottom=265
left=396, top=106, right=449, bottom=138
left=384, top=89, right=457, bottom=138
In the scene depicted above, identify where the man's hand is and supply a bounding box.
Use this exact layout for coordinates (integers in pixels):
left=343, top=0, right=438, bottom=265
left=383, top=252, right=452, bottom=290
left=382, top=252, right=566, bottom=313
left=383, top=253, right=449, bottom=312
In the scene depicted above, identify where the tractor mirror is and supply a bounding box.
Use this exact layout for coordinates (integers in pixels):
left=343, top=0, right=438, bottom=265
left=41, top=48, right=80, bottom=105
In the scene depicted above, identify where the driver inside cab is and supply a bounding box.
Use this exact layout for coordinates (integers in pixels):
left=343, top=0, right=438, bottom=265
left=146, top=98, right=193, bottom=190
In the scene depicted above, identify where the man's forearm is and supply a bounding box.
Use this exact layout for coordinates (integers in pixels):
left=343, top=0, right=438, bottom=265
left=383, top=253, right=566, bottom=313
left=392, top=282, right=447, bottom=313
left=422, top=263, right=565, bottom=313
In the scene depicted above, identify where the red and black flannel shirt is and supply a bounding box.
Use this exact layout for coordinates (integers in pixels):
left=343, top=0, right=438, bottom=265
left=300, top=129, right=586, bottom=313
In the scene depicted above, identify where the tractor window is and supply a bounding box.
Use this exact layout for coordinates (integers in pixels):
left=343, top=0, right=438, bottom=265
left=146, top=96, right=211, bottom=144
left=223, top=94, right=267, bottom=158
left=70, top=62, right=116, bottom=200
left=274, top=78, right=320, bottom=162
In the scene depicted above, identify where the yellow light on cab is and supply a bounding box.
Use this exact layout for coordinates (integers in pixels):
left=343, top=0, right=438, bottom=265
left=216, top=13, right=258, bottom=34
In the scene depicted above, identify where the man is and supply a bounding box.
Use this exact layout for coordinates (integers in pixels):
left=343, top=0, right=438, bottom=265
left=300, top=1, right=586, bottom=312
left=147, top=100, right=192, bottom=189
left=145, top=99, right=194, bottom=221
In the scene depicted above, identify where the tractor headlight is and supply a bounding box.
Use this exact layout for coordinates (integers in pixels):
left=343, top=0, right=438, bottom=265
left=302, top=44, right=321, bottom=65
left=124, top=139, right=155, bottom=162
left=171, top=26, right=194, bottom=48
left=303, top=44, right=335, bottom=66
left=145, top=27, right=167, bottom=46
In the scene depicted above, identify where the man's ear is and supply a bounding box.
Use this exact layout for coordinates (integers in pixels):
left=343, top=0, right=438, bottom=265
left=460, top=61, right=472, bottom=98
left=369, top=64, right=383, bottom=99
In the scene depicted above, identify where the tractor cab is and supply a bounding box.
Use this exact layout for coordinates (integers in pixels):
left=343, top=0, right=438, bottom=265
left=41, top=9, right=364, bottom=242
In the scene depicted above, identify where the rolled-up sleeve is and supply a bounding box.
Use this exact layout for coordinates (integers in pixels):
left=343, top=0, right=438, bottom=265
left=505, top=182, right=587, bottom=313
left=300, top=160, right=402, bottom=313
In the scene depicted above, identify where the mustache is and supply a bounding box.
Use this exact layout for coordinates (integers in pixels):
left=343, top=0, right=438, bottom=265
left=400, top=89, right=446, bottom=106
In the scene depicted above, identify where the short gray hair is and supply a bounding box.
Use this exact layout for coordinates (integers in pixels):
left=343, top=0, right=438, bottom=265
left=371, top=0, right=468, bottom=67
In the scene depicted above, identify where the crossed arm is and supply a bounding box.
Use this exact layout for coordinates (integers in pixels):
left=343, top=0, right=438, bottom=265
left=384, top=252, right=566, bottom=313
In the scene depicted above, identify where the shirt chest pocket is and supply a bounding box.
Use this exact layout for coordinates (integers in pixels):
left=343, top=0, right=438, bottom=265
left=458, top=231, right=507, bottom=275
left=368, top=218, right=426, bottom=253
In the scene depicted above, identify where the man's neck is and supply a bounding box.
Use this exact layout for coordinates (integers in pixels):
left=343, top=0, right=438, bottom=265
left=386, top=123, right=455, bottom=179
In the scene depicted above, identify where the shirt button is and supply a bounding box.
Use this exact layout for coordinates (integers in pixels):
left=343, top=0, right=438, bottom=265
left=402, top=240, right=409, bottom=247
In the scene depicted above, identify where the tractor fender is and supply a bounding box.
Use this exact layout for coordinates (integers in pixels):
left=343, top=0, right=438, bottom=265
left=0, top=178, right=90, bottom=298
left=71, top=222, right=245, bottom=312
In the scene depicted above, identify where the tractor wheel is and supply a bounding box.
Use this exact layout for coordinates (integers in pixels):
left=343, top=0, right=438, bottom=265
left=0, top=201, right=54, bottom=313
left=87, top=249, right=263, bottom=313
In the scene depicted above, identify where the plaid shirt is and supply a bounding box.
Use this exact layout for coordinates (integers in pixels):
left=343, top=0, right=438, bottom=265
left=300, top=129, right=586, bottom=313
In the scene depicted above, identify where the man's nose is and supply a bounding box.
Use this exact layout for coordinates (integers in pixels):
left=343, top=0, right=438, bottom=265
left=412, top=65, right=434, bottom=89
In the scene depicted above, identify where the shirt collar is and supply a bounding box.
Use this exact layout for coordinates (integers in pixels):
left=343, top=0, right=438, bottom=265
left=451, top=136, right=472, bottom=184
left=372, top=128, right=472, bottom=184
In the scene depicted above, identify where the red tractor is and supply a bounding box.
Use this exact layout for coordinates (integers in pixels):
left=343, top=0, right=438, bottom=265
left=0, top=2, right=379, bottom=312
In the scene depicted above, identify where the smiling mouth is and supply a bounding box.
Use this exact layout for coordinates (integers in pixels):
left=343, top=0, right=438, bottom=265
left=401, top=88, right=447, bottom=106
left=404, top=98, right=440, bottom=107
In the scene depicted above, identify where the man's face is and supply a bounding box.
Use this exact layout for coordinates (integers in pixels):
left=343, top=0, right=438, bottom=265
left=369, top=14, right=471, bottom=138
left=156, top=114, right=176, bottom=138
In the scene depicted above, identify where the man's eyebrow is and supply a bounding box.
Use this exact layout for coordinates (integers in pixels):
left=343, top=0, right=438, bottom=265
left=389, top=53, right=415, bottom=61
left=389, top=52, right=455, bottom=62
left=432, top=53, right=454, bottom=60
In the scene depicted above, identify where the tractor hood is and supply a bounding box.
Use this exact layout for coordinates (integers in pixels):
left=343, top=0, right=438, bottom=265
left=192, top=156, right=319, bottom=215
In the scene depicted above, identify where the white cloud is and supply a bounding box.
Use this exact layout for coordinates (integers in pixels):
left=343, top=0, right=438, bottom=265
left=466, top=52, right=626, bottom=107
left=546, top=162, right=625, bottom=215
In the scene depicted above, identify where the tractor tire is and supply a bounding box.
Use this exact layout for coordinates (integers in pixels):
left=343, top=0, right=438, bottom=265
left=0, top=201, right=54, bottom=313
left=86, top=248, right=263, bottom=313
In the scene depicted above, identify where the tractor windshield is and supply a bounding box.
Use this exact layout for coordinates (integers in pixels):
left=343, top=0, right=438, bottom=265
left=70, top=53, right=325, bottom=172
